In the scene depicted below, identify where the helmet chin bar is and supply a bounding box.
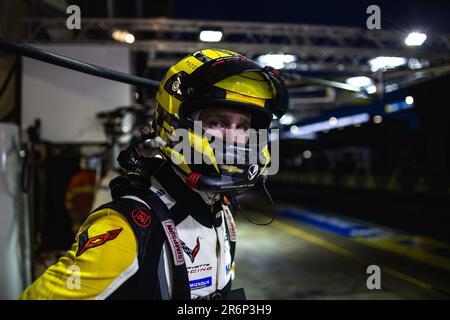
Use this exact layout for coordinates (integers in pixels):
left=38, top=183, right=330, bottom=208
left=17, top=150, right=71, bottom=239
left=185, top=171, right=263, bottom=196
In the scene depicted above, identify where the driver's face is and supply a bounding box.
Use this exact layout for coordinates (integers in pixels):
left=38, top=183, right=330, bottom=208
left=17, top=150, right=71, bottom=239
left=198, top=107, right=251, bottom=144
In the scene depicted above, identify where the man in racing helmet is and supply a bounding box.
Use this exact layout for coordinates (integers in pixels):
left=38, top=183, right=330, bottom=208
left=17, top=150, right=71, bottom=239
left=20, top=49, right=288, bottom=300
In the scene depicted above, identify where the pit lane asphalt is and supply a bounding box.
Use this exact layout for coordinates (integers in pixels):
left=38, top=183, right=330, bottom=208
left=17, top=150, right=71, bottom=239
left=231, top=202, right=450, bottom=300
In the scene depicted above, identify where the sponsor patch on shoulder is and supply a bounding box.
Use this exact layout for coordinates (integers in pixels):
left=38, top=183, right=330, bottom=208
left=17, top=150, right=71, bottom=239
left=76, top=228, right=122, bottom=256
left=131, top=207, right=152, bottom=228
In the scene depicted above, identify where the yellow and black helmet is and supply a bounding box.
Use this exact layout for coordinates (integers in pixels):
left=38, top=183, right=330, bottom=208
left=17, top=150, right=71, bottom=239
left=153, top=49, right=288, bottom=195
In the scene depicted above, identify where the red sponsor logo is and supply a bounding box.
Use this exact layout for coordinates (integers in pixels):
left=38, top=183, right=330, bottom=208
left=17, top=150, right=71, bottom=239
left=211, top=55, right=246, bottom=67
left=76, top=228, right=122, bottom=256
left=131, top=207, right=152, bottom=228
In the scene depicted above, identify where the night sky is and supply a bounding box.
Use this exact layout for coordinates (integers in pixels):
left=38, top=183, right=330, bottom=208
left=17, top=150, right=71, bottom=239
left=173, top=0, right=450, bottom=33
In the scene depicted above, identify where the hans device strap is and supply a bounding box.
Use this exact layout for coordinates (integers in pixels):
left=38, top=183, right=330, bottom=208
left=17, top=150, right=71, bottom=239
left=138, top=192, right=191, bottom=300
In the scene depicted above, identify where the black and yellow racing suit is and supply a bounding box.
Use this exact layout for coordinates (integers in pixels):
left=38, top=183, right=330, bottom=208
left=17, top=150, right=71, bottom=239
left=21, top=159, right=238, bottom=300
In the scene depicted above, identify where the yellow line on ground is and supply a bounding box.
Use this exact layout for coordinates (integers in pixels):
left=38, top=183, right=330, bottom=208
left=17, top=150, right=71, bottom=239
left=244, top=203, right=450, bottom=273
left=246, top=211, right=433, bottom=290
left=354, top=237, right=450, bottom=272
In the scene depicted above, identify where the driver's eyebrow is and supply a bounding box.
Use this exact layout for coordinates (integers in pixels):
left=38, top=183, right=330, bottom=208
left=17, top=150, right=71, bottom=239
left=205, top=112, right=250, bottom=124
left=199, top=110, right=251, bottom=132
left=203, top=112, right=228, bottom=120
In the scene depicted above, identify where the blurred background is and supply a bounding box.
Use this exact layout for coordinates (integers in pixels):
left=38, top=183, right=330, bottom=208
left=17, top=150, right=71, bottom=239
left=0, top=0, right=449, bottom=300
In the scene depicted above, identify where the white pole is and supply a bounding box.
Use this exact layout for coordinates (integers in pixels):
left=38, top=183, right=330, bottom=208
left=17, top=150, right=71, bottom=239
left=0, top=123, right=30, bottom=299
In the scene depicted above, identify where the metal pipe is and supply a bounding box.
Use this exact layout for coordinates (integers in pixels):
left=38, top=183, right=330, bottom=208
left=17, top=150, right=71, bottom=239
left=0, top=39, right=160, bottom=88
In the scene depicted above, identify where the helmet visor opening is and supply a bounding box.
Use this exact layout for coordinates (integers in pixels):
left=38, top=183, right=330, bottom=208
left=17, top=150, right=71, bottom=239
left=180, top=99, right=273, bottom=129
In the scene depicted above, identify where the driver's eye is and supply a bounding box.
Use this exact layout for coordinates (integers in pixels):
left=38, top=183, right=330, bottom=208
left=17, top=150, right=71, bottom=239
left=237, top=124, right=250, bottom=131
left=208, top=120, right=225, bottom=129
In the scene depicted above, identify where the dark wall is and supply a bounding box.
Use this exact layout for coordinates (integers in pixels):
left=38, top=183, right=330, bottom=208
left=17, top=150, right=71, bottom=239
left=409, top=74, right=450, bottom=192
